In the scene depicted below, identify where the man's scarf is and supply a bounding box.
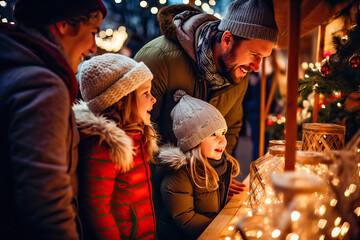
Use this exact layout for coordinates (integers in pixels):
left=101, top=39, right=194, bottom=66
left=196, top=21, right=230, bottom=90
left=0, top=23, right=78, bottom=103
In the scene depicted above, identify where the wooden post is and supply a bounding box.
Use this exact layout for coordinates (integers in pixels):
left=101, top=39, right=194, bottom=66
left=313, top=24, right=326, bottom=123
left=285, top=0, right=301, bottom=171
left=259, top=59, right=267, bottom=157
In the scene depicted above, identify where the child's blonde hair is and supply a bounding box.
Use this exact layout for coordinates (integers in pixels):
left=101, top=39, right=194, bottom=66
left=103, top=91, right=157, bottom=163
left=188, top=146, right=240, bottom=191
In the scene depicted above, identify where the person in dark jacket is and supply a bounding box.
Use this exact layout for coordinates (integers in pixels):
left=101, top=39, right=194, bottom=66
left=155, top=90, right=245, bottom=240
left=75, top=53, right=158, bottom=240
left=0, top=1, right=106, bottom=239
left=134, top=0, right=278, bottom=155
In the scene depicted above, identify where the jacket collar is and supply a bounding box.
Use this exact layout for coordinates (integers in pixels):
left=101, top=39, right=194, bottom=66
left=73, top=101, right=134, bottom=172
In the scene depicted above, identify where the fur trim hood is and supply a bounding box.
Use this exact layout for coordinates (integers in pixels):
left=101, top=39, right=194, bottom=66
left=157, top=4, right=218, bottom=62
left=157, top=144, right=189, bottom=171
left=73, top=101, right=158, bottom=172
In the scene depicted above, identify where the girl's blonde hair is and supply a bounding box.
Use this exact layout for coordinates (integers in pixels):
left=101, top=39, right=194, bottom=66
left=103, top=91, right=157, bottom=163
left=188, top=145, right=240, bottom=191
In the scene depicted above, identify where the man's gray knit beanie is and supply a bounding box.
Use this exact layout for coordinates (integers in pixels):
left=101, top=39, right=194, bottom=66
left=218, top=0, right=278, bottom=44
left=171, top=90, right=227, bottom=152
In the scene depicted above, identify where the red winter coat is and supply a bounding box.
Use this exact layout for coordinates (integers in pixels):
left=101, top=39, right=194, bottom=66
left=74, top=102, right=158, bottom=240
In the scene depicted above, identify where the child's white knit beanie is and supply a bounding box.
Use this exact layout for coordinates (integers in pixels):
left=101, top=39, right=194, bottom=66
left=79, top=53, right=153, bottom=113
left=171, top=90, right=227, bottom=152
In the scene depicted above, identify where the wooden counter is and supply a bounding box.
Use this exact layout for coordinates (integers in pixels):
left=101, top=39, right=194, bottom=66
left=198, top=177, right=250, bottom=240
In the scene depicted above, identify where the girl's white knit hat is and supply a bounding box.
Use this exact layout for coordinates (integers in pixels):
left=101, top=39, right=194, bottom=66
left=171, top=90, right=227, bottom=152
left=79, top=53, right=153, bottom=113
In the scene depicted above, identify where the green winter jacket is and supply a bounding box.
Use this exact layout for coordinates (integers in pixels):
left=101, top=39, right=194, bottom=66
left=154, top=145, right=234, bottom=240
left=134, top=5, right=249, bottom=154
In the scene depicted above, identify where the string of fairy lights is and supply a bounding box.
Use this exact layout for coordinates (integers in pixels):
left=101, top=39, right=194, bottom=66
left=96, top=0, right=222, bottom=52
left=0, top=0, right=222, bottom=52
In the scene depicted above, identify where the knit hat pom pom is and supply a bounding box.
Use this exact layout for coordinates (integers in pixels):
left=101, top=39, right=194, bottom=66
left=173, top=89, right=187, bottom=102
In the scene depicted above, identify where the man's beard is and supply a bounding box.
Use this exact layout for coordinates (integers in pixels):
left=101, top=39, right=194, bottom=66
left=218, top=48, right=252, bottom=85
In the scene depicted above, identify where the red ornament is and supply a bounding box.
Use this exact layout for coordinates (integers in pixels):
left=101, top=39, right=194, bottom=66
left=267, top=120, right=274, bottom=126
left=321, top=61, right=332, bottom=76
left=350, top=56, right=360, bottom=68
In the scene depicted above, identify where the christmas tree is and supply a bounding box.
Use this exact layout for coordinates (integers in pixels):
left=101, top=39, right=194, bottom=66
left=298, top=10, right=360, bottom=142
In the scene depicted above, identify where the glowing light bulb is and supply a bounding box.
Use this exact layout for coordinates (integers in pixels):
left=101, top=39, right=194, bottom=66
left=115, top=0, right=122, bottom=3
left=159, top=0, right=166, bottom=4
left=0, top=1, right=7, bottom=7
left=334, top=217, right=341, bottom=226
left=341, top=222, right=350, bottom=236
left=331, top=227, right=341, bottom=238
left=228, top=226, right=234, bottom=231
left=330, top=199, right=338, bottom=207
left=150, top=7, right=158, bottom=14
left=318, top=219, right=327, bottom=229
left=291, top=211, right=301, bottom=221
left=105, top=29, right=113, bottom=36
left=140, top=1, right=148, bottom=8
left=272, top=229, right=281, bottom=238
left=201, top=3, right=210, bottom=11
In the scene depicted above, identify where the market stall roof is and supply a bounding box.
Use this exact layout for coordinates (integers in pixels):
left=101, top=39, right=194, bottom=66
left=274, top=0, right=353, bottom=48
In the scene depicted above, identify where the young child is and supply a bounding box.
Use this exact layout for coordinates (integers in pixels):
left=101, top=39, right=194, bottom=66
left=73, top=53, right=158, bottom=240
left=155, top=90, right=245, bottom=240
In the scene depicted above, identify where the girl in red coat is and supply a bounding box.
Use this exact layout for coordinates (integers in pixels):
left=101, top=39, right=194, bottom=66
left=73, top=53, right=158, bottom=239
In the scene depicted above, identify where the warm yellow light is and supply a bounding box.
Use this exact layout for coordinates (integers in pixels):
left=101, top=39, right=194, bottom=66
left=245, top=230, right=257, bottom=238
left=354, top=207, right=360, bottom=217
left=228, top=226, right=234, bottom=231
left=318, top=219, right=327, bottom=229
left=301, top=62, right=309, bottom=69
left=0, top=1, right=7, bottom=7
left=115, top=0, right=122, bottom=3
left=183, top=0, right=189, bottom=3
left=332, top=227, right=341, bottom=238
left=225, top=237, right=231, bottom=240
left=257, top=231, right=263, bottom=238
left=247, top=211, right=253, bottom=217
left=341, top=222, right=350, bottom=236
left=2, top=18, right=7, bottom=23
left=315, top=62, right=321, bottom=68
left=105, top=29, right=113, bottom=36
left=209, top=0, right=216, bottom=6
left=118, top=26, right=126, bottom=32
left=159, top=0, right=166, bottom=4
left=140, top=1, right=148, bottom=8
left=330, top=199, right=338, bottom=207
left=332, top=177, right=340, bottom=186
left=344, top=189, right=351, bottom=197
left=286, top=233, right=299, bottom=240
left=319, top=235, right=325, bottom=240
left=150, top=7, right=158, bottom=14
left=291, top=211, right=301, bottom=221
left=349, top=184, right=357, bottom=193
left=319, top=205, right=326, bottom=216
left=334, top=217, right=341, bottom=226
left=272, top=229, right=281, bottom=238
left=337, top=102, right=342, bottom=107
left=201, top=3, right=210, bottom=11
left=195, top=0, right=202, bottom=6
left=208, top=8, right=214, bottom=14
left=309, top=63, right=315, bottom=68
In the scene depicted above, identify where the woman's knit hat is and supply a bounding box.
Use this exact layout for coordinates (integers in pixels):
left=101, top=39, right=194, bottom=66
left=218, top=0, right=278, bottom=44
left=79, top=53, right=153, bottom=114
left=13, top=0, right=107, bottom=28
left=171, top=90, right=227, bottom=152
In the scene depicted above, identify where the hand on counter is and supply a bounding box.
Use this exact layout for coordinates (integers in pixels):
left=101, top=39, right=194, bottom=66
left=228, top=178, right=247, bottom=196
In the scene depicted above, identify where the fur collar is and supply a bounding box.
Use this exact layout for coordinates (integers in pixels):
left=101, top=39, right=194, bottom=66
left=157, top=144, right=189, bottom=170
left=73, top=101, right=158, bottom=172
left=157, top=4, right=202, bottom=42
